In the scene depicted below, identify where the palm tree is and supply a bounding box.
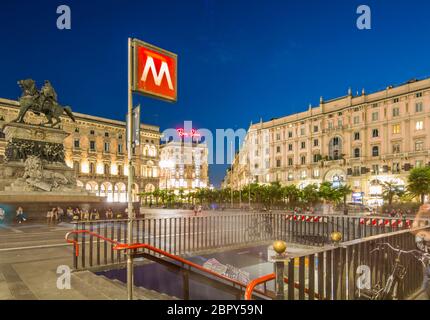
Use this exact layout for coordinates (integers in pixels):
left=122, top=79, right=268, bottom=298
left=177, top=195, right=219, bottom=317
left=382, top=181, right=404, bottom=206
left=282, top=184, right=300, bottom=207
left=300, top=184, right=320, bottom=206
left=336, top=184, right=353, bottom=215
left=407, top=167, right=430, bottom=204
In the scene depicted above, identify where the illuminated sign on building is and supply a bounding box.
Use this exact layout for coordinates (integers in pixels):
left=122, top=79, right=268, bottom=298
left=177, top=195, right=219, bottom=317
left=176, top=128, right=201, bottom=138
left=132, top=39, right=177, bottom=102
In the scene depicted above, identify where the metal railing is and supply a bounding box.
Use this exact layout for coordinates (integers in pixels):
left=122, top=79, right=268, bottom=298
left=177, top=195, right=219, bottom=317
left=253, top=225, right=430, bottom=300
left=69, top=213, right=426, bottom=271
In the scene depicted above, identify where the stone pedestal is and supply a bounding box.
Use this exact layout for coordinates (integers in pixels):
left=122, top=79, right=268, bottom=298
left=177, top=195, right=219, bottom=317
left=0, top=122, right=91, bottom=196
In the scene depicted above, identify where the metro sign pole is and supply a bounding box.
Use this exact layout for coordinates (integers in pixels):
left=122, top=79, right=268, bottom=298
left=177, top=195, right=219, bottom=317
left=126, top=37, right=134, bottom=301
left=126, top=38, right=177, bottom=300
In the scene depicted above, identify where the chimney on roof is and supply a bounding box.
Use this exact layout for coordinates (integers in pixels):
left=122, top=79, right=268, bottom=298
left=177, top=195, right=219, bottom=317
left=320, top=96, right=323, bottom=104
left=362, top=88, right=365, bottom=96
left=348, top=87, right=352, bottom=96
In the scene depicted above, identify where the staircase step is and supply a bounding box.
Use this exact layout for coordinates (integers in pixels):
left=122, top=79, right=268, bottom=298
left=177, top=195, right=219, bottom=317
left=106, top=277, right=178, bottom=300
left=73, top=271, right=127, bottom=300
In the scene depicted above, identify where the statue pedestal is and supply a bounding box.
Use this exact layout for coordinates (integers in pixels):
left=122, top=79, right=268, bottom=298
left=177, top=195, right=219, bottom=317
left=0, top=123, right=98, bottom=206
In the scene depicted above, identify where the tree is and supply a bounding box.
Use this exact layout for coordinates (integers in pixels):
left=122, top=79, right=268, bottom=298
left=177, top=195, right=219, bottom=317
left=282, top=185, right=300, bottom=207
left=407, top=167, right=430, bottom=204
left=336, top=184, right=353, bottom=215
left=300, top=184, right=320, bottom=206
left=382, top=181, right=404, bottom=206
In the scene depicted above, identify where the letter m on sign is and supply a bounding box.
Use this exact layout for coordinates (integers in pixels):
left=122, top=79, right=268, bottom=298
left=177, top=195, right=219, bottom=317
left=132, top=39, right=177, bottom=102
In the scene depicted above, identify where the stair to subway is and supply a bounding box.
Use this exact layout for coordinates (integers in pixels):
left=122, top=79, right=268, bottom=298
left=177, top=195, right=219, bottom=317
left=72, top=271, right=178, bottom=300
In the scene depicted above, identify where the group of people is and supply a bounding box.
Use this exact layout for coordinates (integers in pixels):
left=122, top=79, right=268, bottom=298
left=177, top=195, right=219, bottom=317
left=383, top=208, right=413, bottom=218
left=46, top=207, right=130, bottom=224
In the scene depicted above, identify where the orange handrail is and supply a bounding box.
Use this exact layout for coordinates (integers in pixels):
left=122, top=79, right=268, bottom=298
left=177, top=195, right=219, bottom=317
left=65, top=230, right=270, bottom=299
left=244, top=272, right=323, bottom=300
left=65, top=230, right=120, bottom=257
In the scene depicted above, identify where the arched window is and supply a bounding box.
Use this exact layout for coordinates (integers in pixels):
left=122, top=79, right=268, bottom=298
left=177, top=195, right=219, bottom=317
left=354, top=148, right=360, bottom=158
left=372, top=146, right=379, bottom=157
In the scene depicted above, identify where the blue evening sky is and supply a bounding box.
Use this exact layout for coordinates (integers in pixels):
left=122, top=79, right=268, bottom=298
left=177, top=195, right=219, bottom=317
left=1, top=0, right=430, bottom=186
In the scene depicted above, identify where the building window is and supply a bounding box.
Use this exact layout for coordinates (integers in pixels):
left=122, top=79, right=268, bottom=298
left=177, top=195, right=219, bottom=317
left=372, top=164, right=379, bottom=175
left=313, top=139, right=319, bottom=147
left=74, top=139, right=80, bottom=149
left=105, top=132, right=109, bottom=137
left=313, top=154, right=320, bottom=163
left=353, top=116, right=360, bottom=124
left=372, top=129, right=379, bottom=138
left=392, top=107, right=400, bottom=117
left=90, top=140, right=96, bottom=151
left=288, top=158, right=293, bottom=166
left=265, top=148, right=270, bottom=155
left=313, top=125, right=319, bottom=133
left=393, top=98, right=399, bottom=103
left=301, top=156, right=306, bottom=165
left=372, top=112, right=379, bottom=121
left=104, top=142, right=110, bottom=153
left=276, top=146, right=281, bottom=153
left=118, top=144, right=123, bottom=154
left=276, top=159, right=281, bottom=168
left=393, top=163, right=400, bottom=173
left=392, top=124, right=400, bottom=134
left=313, top=169, right=320, bottom=178
left=416, top=102, right=423, bottom=113
left=300, top=127, right=305, bottom=136
left=300, top=170, right=307, bottom=179
left=288, top=131, right=293, bottom=138
left=104, top=164, right=110, bottom=175
left=288, top=173, right=293, bottom=181
left=416, top=121, right=424, bottom=131
left=90, top=130, right=95, bottom=135
left=118, top=165, right=123, bottom=176
left=329, top=136, right=342, bottom=160
left=354, top=148, right=360, bottom=158
left=393, top=144, right=400, bottom=154
left=301, top=141, right=306, bottom=149
left=328, top=121, right=333, bottom=129
left=353, top=166, right=360, bottom=176
left=74, top=128, right=79, bottom=133
left=372, top=146, right=379, bottom=157
left=415, top=141, right=424, bottom=152
left=288, top=144, right=293, bottom=151
left=89, top=162, right=95, bottom=174
left=354, top=132, right=360, bottom=141
left=416, top=160, right=424, bottom=168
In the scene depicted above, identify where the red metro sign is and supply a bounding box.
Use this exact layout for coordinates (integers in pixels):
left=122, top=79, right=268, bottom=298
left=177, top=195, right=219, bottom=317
left=132, top=39, right=177, bottom=102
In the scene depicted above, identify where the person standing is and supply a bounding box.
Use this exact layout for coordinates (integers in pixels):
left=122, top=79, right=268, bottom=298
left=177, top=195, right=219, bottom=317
left=16, top=207, right=26, bottom=224
left=105, top=208, right=113, bottom=219
left=66, top=207, right=74, bottom=221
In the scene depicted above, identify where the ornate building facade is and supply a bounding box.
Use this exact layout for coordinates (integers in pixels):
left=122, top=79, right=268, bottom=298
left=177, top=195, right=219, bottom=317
left=223, top=77, right=430, bottom=206
left=0, top=98, right=160, bottom=202
left=159, top=138, right=209, bottom=193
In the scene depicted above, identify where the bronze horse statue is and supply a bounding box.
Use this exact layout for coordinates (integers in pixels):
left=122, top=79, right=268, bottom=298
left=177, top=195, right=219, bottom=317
left=13, top=79, right=76, bottom=127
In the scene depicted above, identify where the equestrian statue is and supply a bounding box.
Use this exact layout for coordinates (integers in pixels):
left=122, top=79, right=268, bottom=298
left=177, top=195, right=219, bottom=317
left=12, top=79, right=76, bottom=127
